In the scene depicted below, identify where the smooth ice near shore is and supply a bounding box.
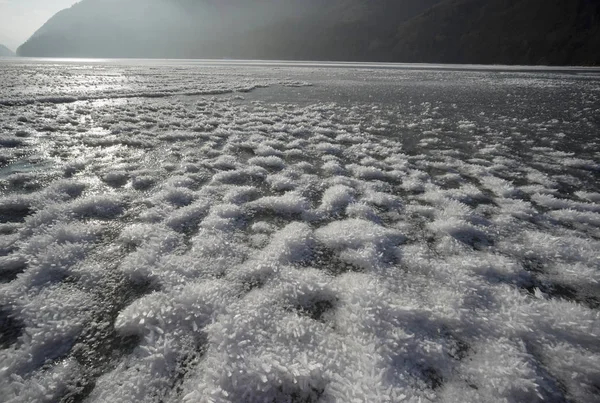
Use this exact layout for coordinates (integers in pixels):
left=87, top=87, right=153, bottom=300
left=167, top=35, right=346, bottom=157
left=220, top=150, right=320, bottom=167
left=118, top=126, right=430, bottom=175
left=0, top=60, right=599, bottom=403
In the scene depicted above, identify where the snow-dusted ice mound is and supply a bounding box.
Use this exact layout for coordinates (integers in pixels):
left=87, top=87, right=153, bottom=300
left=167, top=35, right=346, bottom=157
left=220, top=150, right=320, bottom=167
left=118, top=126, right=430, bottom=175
left=1, top=60, right=599, bottom=402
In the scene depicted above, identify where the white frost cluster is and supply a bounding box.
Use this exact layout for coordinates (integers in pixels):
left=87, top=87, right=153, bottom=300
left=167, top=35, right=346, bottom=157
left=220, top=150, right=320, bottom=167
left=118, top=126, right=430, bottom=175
left=0, top=61, right=599, bottom=403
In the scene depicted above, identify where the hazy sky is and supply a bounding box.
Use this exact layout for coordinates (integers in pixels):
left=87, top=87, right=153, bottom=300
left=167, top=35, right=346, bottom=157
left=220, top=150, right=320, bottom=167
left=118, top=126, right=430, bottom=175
left=0, top=0, right=79, bottom=50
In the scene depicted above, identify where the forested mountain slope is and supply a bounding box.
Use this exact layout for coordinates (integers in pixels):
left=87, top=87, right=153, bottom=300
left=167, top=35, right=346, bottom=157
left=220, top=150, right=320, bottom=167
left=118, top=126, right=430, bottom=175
left=388, top=0, right=600, bottom=65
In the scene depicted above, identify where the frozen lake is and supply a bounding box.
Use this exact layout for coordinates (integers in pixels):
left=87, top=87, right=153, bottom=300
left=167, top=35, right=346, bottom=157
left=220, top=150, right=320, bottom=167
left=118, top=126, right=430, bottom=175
left=1, top=59, right=599, bottom=402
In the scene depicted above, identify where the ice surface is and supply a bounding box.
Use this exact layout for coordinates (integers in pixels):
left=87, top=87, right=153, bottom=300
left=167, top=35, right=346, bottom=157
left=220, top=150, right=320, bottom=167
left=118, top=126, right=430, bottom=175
left=0, top=60, right=599, bottom=402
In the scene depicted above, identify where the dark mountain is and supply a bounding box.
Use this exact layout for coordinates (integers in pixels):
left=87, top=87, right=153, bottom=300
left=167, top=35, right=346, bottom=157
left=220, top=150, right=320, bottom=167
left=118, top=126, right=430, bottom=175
left=16, top=0, right=600, bottom=65
left=0, top=44, right=15, bottom=57
left=16, top=0, right=443, bottom=59
left=388, top=0, right=600, bottom=66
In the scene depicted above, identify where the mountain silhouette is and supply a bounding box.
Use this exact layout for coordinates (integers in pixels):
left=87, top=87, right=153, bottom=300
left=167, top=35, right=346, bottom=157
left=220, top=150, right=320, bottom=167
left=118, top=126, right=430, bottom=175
left=16, top=0, right=600, bottom=65
left=388, top=0, right=600, bottom=65
left=0, top=44, right=15, bottom=57
left=14, top=0, right=441, bottom=59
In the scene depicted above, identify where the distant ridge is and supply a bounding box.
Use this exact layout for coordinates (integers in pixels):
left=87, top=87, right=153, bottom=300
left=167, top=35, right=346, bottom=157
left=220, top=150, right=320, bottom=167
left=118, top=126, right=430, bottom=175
left=388, top=0, right=600, bottom=66
left=16, top=0, right=442, bottom=60
left=0, top=44, right=15, bottom=57
left=16, top=0, right=600, bottom=65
